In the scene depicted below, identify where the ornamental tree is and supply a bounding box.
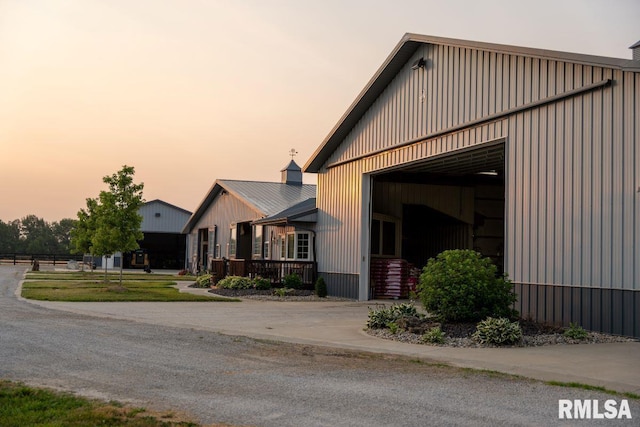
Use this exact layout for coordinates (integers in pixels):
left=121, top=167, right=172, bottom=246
left=70, top=165, right=144, bottom=284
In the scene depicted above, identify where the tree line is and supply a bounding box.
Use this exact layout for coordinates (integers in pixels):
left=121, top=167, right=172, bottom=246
left=0, top=216, right=76, bottom=254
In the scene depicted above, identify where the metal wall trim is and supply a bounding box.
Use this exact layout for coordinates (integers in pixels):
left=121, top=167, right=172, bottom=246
left=327, top=79, right=612, bottom=169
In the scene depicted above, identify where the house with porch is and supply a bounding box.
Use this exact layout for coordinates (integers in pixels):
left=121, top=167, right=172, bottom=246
left=303, top=33, right=640, bottom=338
left=182, top=160, right=317, bottom=284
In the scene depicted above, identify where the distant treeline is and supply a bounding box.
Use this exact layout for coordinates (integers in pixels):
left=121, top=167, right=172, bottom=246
left=0, top=215, right=76, bottom=254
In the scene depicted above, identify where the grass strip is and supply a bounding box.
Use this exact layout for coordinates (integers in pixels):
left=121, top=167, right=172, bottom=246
left=25, top=272, right=184, bottom=281
left=0, top=380, right=199, bottom=426
left=21, top=280, right=238, bottom=302
left=546, top=380, right=640, bottom=400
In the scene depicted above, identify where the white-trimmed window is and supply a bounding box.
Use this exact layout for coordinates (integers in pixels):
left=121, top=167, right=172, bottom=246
left=284, top=232, right=311, bottom=260
left=263, top=241, right=270, bottom=260
left=371, top=214, right=400, bottom=257
left=279, top=235, right=286, bottom=259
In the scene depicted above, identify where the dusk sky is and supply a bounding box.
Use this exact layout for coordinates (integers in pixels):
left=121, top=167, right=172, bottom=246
left=1, top=0, right=639, bottom=222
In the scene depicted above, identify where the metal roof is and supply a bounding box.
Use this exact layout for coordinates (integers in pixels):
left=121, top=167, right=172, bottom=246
left=143, top=199, right=192, bottom=215
left=253, top=198, right=317, bottom=225
left=303, top=33, right=640, bottom=173
left=182, top=180, right=316, bottom=233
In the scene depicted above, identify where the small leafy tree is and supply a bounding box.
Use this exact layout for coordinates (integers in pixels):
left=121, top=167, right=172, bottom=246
left=94, top=166, right=144, bottom=286
left=70, top=166, right=144, bottom=284
left=417, top=249, right=517, bottom=322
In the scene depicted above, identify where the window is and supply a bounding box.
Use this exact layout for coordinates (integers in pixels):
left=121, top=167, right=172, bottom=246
left=279, top=235, right=286, bottom=259
left=371, top=214, right=400, bottom=257
left=252, top=226, right=263, bottom=258
left=296, top=233, right=310, bottom=260
left=263, top=241, right=270, bottom=260
left=287, top=233, right=295, bottom=259
left=284, top=232, right=311, bottom=260
left=228, top=225, right=237, bottom=257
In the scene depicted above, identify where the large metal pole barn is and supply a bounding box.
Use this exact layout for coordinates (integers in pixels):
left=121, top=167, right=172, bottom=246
left=305, top=34, right=640, bottom=338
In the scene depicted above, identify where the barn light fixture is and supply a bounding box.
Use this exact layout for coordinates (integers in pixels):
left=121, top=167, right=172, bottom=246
left=411, top=58, right=426, bottom=70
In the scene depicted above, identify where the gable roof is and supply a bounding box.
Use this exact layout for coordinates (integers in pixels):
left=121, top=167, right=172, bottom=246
left=253, top=198, right=317, bottom=225
left=182, top=180, right=316, bottom=233
left=143, top=199, right=192, bottom=215
left=304, top=33, right=640, bottom=173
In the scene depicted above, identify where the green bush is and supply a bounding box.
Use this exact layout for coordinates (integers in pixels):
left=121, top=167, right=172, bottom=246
left=195, top=274, right=212, bottom=287
left=366, top=303, right=420, bottom=329
left=472, top=317, right=523, bottom=346
left=217, top=276, right=253, bottom=290
left=315, top=277, right=328, bottom=298
left=422, top=326, right=445, bottom=344
left=417, top=249, right=517, bottom=322
left=283, top=273, right=303, bottom=290
left=388, top=322, right=400, bottom=334
left=253, top=276, right=271, bottom=290
left=274, top=287, right=294, bottom=297
left=564, top=322, right=589, bottom=340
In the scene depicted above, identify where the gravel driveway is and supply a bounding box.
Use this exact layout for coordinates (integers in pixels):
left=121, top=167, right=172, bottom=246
left=1, top=266, right=637, bottom=426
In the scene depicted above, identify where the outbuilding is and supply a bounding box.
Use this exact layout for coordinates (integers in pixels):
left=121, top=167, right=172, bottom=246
left=304, top=34, right=640, bottom=337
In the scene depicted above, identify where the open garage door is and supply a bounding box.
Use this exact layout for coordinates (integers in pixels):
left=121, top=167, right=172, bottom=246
left=369, top=141, right=505, bottom=298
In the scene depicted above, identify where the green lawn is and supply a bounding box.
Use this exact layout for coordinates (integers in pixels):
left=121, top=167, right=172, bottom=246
left=25, top=271, right=186, bottom=281
left=21, top=277, right=237, bottom=302
left=0, top=380, right=199, bottom=426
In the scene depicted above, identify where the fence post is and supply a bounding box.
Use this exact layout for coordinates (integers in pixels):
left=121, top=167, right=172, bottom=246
left=13, top=254, right=16, bottom=265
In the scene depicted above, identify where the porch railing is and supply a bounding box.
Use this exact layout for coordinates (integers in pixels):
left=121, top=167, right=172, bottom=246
left=210, top=259, right=317, bottom=287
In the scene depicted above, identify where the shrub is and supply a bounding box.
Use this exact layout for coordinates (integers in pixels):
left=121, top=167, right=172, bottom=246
left=274, top=287, right=294, bottom=297
left=388, top=322, right=400, bottom=334
left=283, top=273, right=303, bottom=290
left=366, top=303, right=420, bottom=329
left=315, top=277, right=328, bottom=298
left=564, top=322, right=589, bottom=340
left=195, top=274, right=212, bottom=288
left=422, top=326, right=445, bottom=344
left=472, top=317, right=523, bottom=346
left=217, top=276, right=253, bottom=290
left=253, top=276, right=271, bottom=290
left=417, top=249, right=517, bottom=322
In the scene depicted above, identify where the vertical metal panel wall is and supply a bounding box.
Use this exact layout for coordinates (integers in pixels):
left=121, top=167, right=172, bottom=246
left=186, top=192, right=262, bottom=264
left=139, top=201, right=191, bottom=234
left=316, top=40, right=639, bottom=335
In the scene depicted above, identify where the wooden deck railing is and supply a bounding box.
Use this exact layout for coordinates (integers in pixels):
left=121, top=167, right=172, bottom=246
left=210, top=259, right=317, bottom=286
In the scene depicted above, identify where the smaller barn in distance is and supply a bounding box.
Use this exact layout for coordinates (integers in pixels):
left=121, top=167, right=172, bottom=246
left=125, top=199, right=191, bottom=270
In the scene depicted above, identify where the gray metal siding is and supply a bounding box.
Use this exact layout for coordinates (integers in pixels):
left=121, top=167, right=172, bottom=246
left=321, top=272, right=359, bottom=299
left=514, top=283, right=639, bottom=338
left=187, top=193, right=262, bottom=262
left=139, top=201, right=191, bottom=233
left=316, top=163, right=365, bottom=276
left=506, top=67, right=638, bottom=292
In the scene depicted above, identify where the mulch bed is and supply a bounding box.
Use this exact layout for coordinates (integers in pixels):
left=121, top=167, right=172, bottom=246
left=368, top=316, right=636, bottom=347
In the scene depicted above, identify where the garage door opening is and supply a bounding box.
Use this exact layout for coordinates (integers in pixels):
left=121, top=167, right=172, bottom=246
left=369, top=141, right=505, bottom=298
